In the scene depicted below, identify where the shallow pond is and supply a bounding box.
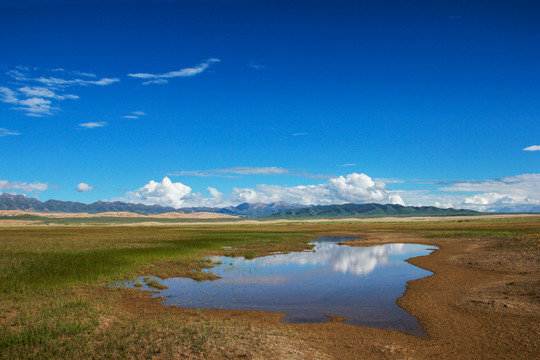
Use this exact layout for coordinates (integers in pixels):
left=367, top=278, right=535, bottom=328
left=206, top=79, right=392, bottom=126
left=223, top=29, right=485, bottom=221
left=125, top=236, right=436, bottom=336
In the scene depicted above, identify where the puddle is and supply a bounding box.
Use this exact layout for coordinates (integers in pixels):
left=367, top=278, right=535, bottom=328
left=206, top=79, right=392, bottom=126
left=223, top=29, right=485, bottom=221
left=122, top=236, right=436, bottom=336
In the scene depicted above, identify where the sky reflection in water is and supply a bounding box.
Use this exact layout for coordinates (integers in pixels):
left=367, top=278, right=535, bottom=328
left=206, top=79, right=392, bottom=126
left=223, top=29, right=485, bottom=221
left=133, top=236, right=436, bottom=336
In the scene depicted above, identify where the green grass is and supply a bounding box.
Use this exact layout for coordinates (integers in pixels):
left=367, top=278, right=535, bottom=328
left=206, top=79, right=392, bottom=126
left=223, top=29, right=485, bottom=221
left=0, top=226, right=312, bottom=295
left=1, top=218, right=538, bottom=359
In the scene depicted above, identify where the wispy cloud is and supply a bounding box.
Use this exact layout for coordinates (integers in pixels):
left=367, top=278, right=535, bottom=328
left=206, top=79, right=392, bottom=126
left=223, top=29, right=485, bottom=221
left=374, top=178, right=405, bottom=184
left=122, top=110, right=146, bottom=119
left=293, top=132, right=308, bottom=136
left=51, top=68, right=97, bottom=78
left=0, top=180, right=48, bottom=193
left=523, top=145, right=540, bottom=151
left=34, top=76, right=119, bottom=88
left=1, top=67, right=119, bottom=117
left=79, top=121, right=107, bottom=129
left=18, top=86, right=79, bottom=100
left=338, top=163, right=357, bottom=167
left=248, top=62, right=267, bottom=70
left=170, top=170, right=237, bottom=178
left=169, top=166, right=334, bottom=179
left=170, top=167, right=289, bottom=177
left=218, top=167, right=289, bottom=175
left=128, top=58, right=220, bottom=85
left=0, top=128, right=21, bottom=137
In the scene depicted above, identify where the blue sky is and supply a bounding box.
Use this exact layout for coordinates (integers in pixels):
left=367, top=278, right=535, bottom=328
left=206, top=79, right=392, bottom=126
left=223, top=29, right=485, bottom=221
left=1, top=0, right=539, bottom=212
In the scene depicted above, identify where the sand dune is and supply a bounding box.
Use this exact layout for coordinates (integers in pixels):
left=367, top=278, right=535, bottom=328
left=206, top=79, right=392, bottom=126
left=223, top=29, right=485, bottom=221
left=0, top=210, right=238, bottom=219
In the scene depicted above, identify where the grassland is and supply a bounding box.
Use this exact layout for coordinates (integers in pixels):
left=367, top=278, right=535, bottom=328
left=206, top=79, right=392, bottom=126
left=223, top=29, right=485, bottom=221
left=0, top=217, right=539, bottom=359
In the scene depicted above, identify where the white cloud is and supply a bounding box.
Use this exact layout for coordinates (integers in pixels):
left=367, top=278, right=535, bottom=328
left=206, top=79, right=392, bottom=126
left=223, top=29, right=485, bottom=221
left=399, top=174, right=540, bottom=212
left=76, top=183, right=94, bottom=192
left=0, top=128, right=20, bottom=137
left=523, top=145, right=540, bottom=151
left=1, top=86, right=58, bottom=116
left=122, top=110, right=146, bottom=119
left=293, top=132, right=308, bottom=136
left=51, top=68, right=97, bottom=78
left=122, top=173, right=404, bottom=208
left=0, top=87, right=18, bottom=103
left=18, top=86, right=79, bottom=100
left=128, top=58, right=220, bottom=85
left=16, top=97, right=55, bottom=116
left=0, top=180, right=48, bottom=192
left=170, top=167, right=290, bottom=177
left=207, top=187, right=222, bottom=198
left=124, top=177, right=198, bottom=208
left=219, top=167, right=289, bottom=175
left=34, top=76, right=120, bottom=88
left=142, top=79, right=168, bottom=85
left=79, top=121, right=107, bottom=129
left=1, top=67, right=119, bottom=116
left=5, top=69, right=29, bottom=81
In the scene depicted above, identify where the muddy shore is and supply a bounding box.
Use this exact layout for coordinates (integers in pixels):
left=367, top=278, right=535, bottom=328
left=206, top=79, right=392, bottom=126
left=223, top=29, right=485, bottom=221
left=113, top=230, right=539, bottom=359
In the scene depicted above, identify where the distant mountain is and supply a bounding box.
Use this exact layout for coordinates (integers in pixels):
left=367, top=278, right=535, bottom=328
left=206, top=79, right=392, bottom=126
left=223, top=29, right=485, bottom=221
left=178, top=202, right=306, bottom=217
left=0, top=194, right=304, bottom=217
left=225, top=202, right=306, bottom=217
left=268, top=203, right=480, bottom=218
left=0, top=194, right=179, bottom=215
left=0, top=194, right=480, bottom=218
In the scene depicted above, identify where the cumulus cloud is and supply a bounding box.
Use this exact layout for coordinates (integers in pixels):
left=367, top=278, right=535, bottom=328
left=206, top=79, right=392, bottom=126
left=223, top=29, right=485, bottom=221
left=1, top=67, right=118, bottom=117
left=207, top=187, right=222, bottom=198
left=0, top=180, right=48, bottom=193
left=0, top=128, right=20, bottom=137
left=439, top=174, right=540, bottom=212
left=122, top=173, right=404, bottom=208
left=79, top=122, right=107, bottom=129
left=76, top=183, right=94, bottom=192
left=128, top=58, right=220, bottom=85
left=399, top=174, right=540, bottom=212
left=226, top=173, right=404, bottom=206
left=124, top=177, right=199, bottom=208
left=523, top=145, right=540, bottom=151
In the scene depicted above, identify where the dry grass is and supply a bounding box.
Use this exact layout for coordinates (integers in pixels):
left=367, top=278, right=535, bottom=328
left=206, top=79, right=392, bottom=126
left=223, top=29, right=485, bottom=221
left=1, top=217, right=538, bottom=359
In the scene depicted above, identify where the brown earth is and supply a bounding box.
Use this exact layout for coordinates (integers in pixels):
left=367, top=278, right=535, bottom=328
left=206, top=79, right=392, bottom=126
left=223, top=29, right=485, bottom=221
left=111, top=230, right=539, bottom=359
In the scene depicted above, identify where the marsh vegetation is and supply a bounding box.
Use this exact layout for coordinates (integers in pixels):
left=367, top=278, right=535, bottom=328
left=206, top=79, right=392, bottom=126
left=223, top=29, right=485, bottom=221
left=0, top=218, right=538, bottom=359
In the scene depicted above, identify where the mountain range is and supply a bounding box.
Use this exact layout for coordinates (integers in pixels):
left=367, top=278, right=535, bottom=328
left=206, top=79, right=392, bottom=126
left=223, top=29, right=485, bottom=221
left=0, top=194, right=304, bottom=217
left=268, top=203, right=479, bottom=218
left=0, top=193, right=480, bottom=218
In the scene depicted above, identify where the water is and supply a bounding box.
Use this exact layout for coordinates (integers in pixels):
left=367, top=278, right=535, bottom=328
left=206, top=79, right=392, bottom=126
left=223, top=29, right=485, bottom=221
left=125, top=236, right=436, bottom=336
